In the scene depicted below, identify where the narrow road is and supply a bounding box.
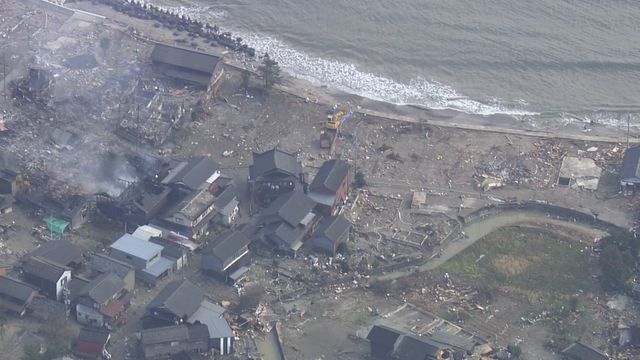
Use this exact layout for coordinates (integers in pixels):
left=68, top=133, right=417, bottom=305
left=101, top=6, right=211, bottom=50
left=374, top=210, right=607, bottom=281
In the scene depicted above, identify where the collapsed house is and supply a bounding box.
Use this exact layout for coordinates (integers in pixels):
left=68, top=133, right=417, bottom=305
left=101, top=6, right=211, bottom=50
left=26, top=178, right=93, bottom=230
left=13, top=68, right=54, bottom=106
left=118, top=79, right=189, bottom=146
left=249, top=148, right=306, bottom=207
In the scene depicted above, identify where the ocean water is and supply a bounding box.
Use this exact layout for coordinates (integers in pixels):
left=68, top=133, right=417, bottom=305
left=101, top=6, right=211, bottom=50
left=148, top=0, right=640, bottom=127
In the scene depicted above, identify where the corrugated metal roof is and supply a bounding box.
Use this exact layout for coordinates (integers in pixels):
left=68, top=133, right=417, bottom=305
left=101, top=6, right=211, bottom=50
left=110, top=234, right=163, bottom=261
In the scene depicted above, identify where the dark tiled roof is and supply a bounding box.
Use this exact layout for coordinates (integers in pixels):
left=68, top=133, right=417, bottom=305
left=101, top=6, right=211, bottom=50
left=430, top=331, right=476, bottom=353
left=204, top=226, right=251, bottom=263
left=314, top=215, right=351, bottom=245
left=89, top=254, right=134, bottom=280
left=77, top=327, right=110, bottom=344
left=0, top=276, right=36, bottom=302
left=187, top=323, right=211, bottom=342
left=249, top=149, right=301, bottom=179
left=23, top=256, right=68, bottom=283
left=561, top=342, right=608, bottom=360
left=141, top=324, right=209, bottom=345
left=147, top=281, right=204, bottom=318
left=261, top=192, right=316, bottom=227
left=150, top=237, right=185, bottom=260
left=79, top=273, right=125, bottom=305
left=141, top=324, right=189, bottom=345
left=0, top=195, right=14, bottom=210
left=151, top=43, right=220, bottom=74
left=620, top=146, right=640, bottom=181
left=162, top=156, right=219, bottom=190
left=26, top=240, right=82, bottom=267
left=310, top=159, right=349, bottom=193
left=213, top=184, right=237, bottom=211
left=392, top=334, right=442, bottom=360
left=366, top=325, right=402, bottom=349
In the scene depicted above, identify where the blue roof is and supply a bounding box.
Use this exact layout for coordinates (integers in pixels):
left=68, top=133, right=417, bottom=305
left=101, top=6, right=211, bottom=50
left=142, top=257, right=174, bottom=277
left=110, top=234, right=162, bottom=261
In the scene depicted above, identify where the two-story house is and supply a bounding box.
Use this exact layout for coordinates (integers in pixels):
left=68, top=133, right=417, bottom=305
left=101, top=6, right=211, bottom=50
left=109, top=234, right=174, bottom=285
left=22, top=256, right=71, bottom=302
left=74, top=273, right=129, bottom=329
left=201, top=225, right=252, bottom=284
left=162, top=189, right=217, bottom=240
left=256, top=191, right=318, bottom=256
left=143, top=280, right=234, bottom=355
left=249, top=148, right=305, bottom=207
left=308, top=159, right=350, bottom=216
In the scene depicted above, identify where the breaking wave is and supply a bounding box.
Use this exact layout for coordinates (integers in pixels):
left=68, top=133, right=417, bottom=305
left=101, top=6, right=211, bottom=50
left=146, top=2, right=536, bottom=117
left=234, top=31, right=538, bottom=117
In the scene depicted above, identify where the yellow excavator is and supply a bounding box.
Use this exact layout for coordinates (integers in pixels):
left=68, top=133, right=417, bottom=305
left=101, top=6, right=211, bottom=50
left=320, top=103, right=355, bottom=152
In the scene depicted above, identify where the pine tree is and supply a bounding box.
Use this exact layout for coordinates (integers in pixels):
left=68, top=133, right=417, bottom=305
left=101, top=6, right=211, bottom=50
left=258, top=53, right=282, bottom=90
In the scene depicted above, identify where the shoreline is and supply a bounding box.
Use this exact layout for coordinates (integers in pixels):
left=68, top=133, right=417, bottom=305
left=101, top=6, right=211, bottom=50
left=61, top=0, right=640, bottom=144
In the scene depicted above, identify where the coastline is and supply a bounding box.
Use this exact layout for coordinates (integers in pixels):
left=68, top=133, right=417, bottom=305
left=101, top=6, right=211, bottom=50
left=62, top=0, right=640, bottom=144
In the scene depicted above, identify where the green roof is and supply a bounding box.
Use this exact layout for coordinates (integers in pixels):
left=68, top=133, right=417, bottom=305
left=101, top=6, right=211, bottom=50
left=45, top=217, right=69, bottom=235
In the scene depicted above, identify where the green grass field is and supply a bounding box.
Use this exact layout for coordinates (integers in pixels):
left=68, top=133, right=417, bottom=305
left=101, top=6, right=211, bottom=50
left=437, top=226, right=598, bottom=306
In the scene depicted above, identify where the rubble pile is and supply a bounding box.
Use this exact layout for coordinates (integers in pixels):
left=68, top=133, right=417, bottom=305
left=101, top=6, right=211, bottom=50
left=118, top=80, right=192, bottom=146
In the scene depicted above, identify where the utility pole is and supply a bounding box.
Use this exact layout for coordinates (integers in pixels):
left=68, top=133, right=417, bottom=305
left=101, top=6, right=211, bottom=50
left=627, top=114, right=631, bottom=149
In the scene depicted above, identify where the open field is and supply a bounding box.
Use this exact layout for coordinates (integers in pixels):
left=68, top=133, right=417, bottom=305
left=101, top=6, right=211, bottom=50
left=437, top=226, right=599, bottom=306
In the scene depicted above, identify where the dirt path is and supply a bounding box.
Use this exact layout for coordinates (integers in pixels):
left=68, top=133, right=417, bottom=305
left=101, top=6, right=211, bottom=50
left=375, top=210, right=607, bottom=281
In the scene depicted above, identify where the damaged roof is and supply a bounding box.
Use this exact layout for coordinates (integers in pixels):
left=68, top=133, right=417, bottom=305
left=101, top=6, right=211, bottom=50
left=249, top=148, right=302, bottom=179
left=77, top=327, right=110, bottom=344
left=23, top=256, right=69, bottom=283
left=261, top=192, right=316, bottom=227
left=25, top=239, right=82, bottom=267
left=313, top=215, right=351, bottom=245
left=0, top=276, right=36, bottom=302
left=310, top=159, right=349, bottom=193
left=151, top=43, right=220, bottom=74
left=78, top=273, right=125, bottom=305
left=89, top=253, right=134, bottom=280
left=161, top=156, right=219, bottom=191
left=141, top=324, right=209, bottom=345
left=147, top=280, right=204, bottom=318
